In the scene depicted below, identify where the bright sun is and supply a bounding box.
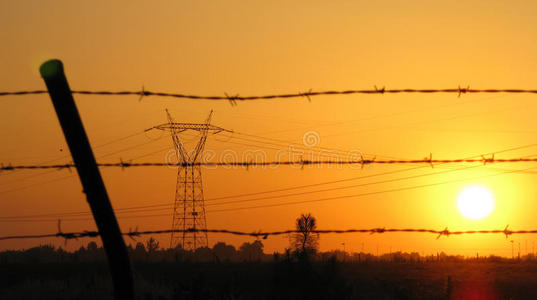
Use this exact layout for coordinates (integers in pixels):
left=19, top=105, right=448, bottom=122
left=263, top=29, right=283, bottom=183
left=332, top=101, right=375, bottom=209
left=457, top=185, right=495, bottom=220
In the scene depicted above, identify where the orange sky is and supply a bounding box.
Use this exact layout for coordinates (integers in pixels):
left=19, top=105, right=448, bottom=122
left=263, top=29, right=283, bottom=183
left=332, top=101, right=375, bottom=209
left=2, top=0, right=537, bottom=257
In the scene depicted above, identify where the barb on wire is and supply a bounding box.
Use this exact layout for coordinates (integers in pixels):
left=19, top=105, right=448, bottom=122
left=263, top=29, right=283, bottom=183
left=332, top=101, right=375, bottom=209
left=138, top=86, right=146, bottom=102
left=458, top=85, right=470, bottom=97
left=425, top=153, right=434, bottom=168
left=374, top=85, right=386, bottom=94
left=126, top=227, right=139, bottom=241
left=482, top=154, right=495, bottom=165
left=1, top=163, right=13, bottom=172
left=2, top=87, right=537, bottom=102
left=1, top=226, right=537, bottom=241
left=224, top=93, right=241, bottom=106
left=299, top=89, right=314, bottom=102
left=4, top=155, right=537, bottom=171
left=437, top=227, right=450, bottom=239
left=118, top=158, right=133, bottom=171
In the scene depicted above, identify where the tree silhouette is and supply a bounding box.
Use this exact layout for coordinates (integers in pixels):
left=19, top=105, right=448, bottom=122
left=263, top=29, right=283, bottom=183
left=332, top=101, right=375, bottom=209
left=291, top=213, right=319, bottom=258
left=239, top=240, right=264, bottom=262
left=146, top=237, right=160, bottom=254
left=212, top=242, right=237, bottom=262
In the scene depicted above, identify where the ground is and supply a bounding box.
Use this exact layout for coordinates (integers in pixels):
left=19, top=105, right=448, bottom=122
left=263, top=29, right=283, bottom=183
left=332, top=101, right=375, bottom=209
left=2, top=259, right=537, bottom=299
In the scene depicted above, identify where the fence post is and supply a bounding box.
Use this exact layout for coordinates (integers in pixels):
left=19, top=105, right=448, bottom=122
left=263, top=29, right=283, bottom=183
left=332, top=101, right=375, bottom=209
left=39, top=59, right=134, bottom=300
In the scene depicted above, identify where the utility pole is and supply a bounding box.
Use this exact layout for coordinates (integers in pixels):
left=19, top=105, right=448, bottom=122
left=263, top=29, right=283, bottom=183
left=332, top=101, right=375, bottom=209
left=40, top=59, right=133, bottom=300
left=148, top=110, right=231, bottom=250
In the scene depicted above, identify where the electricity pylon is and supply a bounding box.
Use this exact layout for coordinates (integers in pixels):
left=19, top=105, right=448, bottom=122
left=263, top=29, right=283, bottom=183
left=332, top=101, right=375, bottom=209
left=150, top=110, right=230, bottom=250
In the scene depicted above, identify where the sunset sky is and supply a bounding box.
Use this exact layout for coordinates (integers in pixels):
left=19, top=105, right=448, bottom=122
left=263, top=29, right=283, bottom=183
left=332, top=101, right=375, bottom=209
left=2, top=0, right=537, bottom=257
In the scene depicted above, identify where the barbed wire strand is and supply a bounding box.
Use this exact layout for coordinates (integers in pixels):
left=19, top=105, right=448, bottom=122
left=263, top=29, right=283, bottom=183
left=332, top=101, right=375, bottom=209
left=0, top=226, right=534, bottom=241
left=3, top=155, right=537, bottom=172
left=3, top=163, right=537, bottom=223
left=0, top=163, right=481, bottom=220
left=2, top=148, right=537, bottom=221
left=2, top=87, right=537, bottom=102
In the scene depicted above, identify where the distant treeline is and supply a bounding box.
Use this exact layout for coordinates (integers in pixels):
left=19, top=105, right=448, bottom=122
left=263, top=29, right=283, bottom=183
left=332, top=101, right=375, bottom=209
left=1, top=238, right=533, bottom=264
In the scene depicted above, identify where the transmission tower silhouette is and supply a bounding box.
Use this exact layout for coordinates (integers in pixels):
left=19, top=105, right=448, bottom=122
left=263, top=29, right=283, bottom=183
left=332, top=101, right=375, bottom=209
left=150, top=109, right=230, bottom=250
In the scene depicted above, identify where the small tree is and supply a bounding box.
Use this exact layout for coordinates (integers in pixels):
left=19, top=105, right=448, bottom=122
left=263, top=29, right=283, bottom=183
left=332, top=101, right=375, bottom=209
left=146, top=237, right=160, bottom=254
left=291, top=213, right=319, bottom=258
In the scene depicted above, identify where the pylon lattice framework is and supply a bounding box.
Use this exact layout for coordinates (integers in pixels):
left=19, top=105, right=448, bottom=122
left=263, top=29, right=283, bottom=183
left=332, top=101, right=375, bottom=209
left=151, top=110, right=230, bottom=250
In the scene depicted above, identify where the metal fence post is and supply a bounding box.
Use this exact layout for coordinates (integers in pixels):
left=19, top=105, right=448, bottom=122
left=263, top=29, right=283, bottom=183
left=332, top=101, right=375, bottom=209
left=39, top=59, right=134, bottom=300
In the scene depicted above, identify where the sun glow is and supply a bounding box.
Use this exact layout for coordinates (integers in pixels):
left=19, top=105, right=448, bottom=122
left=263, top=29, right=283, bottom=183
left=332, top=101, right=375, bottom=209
left=457, top=186, right=495, bottom=220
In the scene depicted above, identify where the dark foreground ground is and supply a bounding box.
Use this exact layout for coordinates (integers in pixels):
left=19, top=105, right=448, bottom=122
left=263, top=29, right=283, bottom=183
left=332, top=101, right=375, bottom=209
left=2, top=259, right=537, bottom=300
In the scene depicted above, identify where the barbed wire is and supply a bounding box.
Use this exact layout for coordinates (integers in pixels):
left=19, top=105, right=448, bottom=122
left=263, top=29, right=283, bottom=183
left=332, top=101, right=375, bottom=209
left=2, top=155, right=536, bottom=172
left=0, top=226, right=533, bottom=241
left=0, top=90, right=47, bottom=96
left=1, top=87, right=537, bottom=104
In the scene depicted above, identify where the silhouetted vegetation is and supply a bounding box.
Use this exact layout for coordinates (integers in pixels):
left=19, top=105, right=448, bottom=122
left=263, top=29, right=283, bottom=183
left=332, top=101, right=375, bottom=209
left=3, top=240, right=537, bottom=299
left=291, top=213, right=319, bottom=260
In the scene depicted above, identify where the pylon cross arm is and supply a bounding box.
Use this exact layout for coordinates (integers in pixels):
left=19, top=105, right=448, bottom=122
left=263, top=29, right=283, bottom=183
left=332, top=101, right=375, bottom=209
left=153, top=123, right=228, bottom=133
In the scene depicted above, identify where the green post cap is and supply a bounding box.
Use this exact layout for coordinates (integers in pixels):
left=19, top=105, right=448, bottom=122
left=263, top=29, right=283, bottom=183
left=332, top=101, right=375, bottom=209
left=39, top=59, right=64, bottom=79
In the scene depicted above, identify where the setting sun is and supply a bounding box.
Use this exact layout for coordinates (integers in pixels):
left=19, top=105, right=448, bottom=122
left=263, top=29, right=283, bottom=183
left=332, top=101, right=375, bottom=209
left=457, top=185, right=495, bottom=220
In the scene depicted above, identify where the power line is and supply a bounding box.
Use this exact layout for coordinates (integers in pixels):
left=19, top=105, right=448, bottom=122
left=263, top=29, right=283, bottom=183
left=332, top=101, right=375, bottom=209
left=256, top=93, right=510, bottom=136
left=0, top=137, right=167, bottom=194
left=228, top=131, right=374, bottom=157
left=1, top=130, right=147, bottom=170
left=2, top=87, right=537, bottom=103
left=186, top=128, right=382, bottom=162
left=6, top=138, right=537, bottom=174
left=2, top=143, right=537, bottom=219
left=204, top=164, right=483, bottom=207
left=0, top=226, right=533, bottom=241
left=206, top=165, right=537, bottom=213
left=0, top=129, right=151, bottom=188
left=0, top=129, right=368, bottom=194
left=0, top=165, right=446, bottom=220
left=0, top=174, right=76, bottom=195
left=3, top=162, right=537, bottom=223
left=184, top=143, right=537, bottom=203
left=2, top=142, right=536, bottom=221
